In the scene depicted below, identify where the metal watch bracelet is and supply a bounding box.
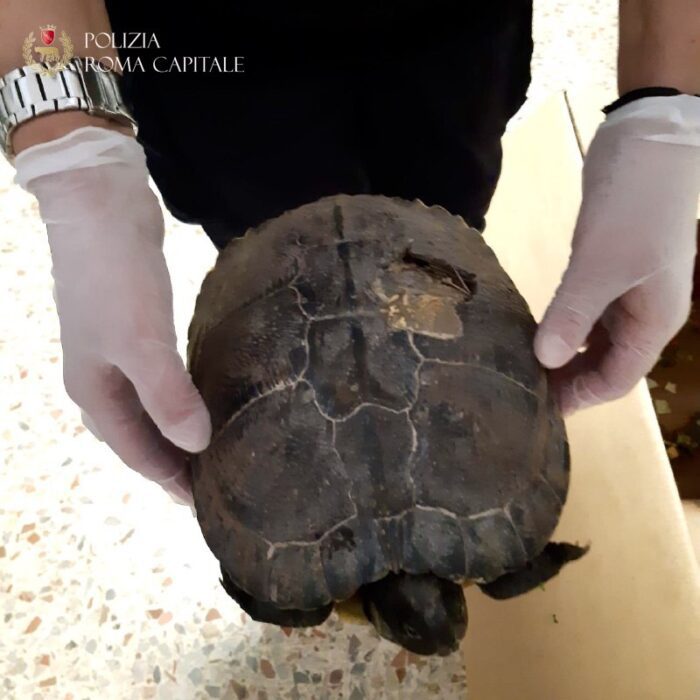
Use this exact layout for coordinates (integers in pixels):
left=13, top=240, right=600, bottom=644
left=0, top=56, right=137, bottom=163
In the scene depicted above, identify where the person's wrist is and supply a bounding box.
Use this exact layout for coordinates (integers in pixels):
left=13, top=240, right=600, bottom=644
left=14, top=124, right=147, bottom=196
left=603, top=87, right=700, bottom=116
left=596, top=94, right=700, bottom=148
left=11, top=111, right=135, bottom=156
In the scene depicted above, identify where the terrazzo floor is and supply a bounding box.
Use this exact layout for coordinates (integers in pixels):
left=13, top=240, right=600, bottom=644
left=1, top=3, right=618, bottom=698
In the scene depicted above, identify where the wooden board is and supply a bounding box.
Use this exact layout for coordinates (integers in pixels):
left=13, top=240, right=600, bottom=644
left=461, top=89, right=700, bottom=700
left=684, top=501, right=700, bottom=564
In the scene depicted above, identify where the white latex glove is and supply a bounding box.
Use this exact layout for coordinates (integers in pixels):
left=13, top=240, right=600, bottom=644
left=534, top=95, right=700, bottom=416
left=13, top=126, right=211, bottom=507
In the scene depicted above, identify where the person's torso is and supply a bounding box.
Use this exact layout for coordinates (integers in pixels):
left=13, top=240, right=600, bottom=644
left=103, top=1, right=527, bottom=68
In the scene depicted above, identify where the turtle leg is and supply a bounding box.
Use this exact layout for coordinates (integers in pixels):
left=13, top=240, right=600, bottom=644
left=219, top=564, right=333, bottom=627
left=359, top=572, right=468, bottom=656
left=478, top=541, right=589, bottom=600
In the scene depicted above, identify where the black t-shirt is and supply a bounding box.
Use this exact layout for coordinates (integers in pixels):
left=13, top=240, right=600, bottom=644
left=103, top=1, right=513, bottom=33
left=103, top=1, right=524, bottom=78
left=100, top=1, right=533, bottom=231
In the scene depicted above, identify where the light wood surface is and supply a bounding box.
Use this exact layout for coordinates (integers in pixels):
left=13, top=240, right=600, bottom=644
left=461, top=90, right=700, bottom=700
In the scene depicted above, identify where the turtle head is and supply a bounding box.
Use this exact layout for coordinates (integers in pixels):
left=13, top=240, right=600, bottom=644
left=361, top=571, right=467, bottom=656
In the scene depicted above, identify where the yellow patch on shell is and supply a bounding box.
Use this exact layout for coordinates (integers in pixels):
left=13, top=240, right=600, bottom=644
left=371, top=266, right=465, bottom=340
left=334, top=580, right=475, bottom=626
left=335, top=593, right=369, bottom=625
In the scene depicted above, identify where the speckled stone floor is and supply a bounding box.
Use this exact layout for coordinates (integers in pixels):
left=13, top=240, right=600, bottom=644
left=0, top=3, right=618, bottom=698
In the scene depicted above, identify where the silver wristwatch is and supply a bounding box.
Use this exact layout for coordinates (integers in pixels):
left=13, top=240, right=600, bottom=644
left=0, top=56, right=138, bottom=162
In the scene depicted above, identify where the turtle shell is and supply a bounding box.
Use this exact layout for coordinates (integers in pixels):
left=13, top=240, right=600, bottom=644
left=187, top=194, right=569, bottom=610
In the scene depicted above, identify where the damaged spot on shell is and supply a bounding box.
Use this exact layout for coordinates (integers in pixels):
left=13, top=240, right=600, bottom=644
left=370, top=258, right=472, bottom=339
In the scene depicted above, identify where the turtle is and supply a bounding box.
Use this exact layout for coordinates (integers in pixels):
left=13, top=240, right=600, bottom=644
left=186, top=193, right=588, bottom=657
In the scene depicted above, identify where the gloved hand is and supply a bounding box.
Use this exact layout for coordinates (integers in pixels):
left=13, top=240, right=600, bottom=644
left=534, top=94, right=700, bottom=416
left=13, top=125, right=211, bottom=506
